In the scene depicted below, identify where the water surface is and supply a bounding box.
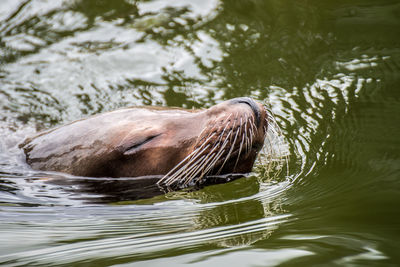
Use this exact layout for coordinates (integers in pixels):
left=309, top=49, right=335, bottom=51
left=1, top=0, right=400, bottom=266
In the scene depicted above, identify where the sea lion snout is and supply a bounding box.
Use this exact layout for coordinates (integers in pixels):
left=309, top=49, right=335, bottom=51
left=229, top=97, right=262, bottom=127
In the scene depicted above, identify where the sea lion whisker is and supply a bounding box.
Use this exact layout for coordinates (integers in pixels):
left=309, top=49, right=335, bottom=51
left=233, top=117, right=245, bottom=171
left=260, top=107, right=290, bottom=178
left=215, top=130, right=233, bottom=175
left=163, top=154, right=208, bottom=185
left=272, top=129, right=287, bottom=177
left=195, top=139, right=226, bottom=178
left=236, top=123, right=243, bottom=148
left=158, top=132, right=216, bottom=185
left=238, top=117, right=243, bottom=135
left=180, top=155, right=208, bottom=186
left=159, top=148, right=204, bottom=185
left=183, top=152, right=219, bottom=186
left=180, top=140, right=223, bottom=185
left=203, top=130, right=231, bottom=176
left=159, top=142, right=212, bottom=185
left=192, top=131, right=217, bottom=154
left=229, top=112, right=238, bottom=143
left=216, top=117, right=239, bottom=174
left=216, top=114, right=232, bottom=143
left=197, top=118, right=216, bottom=140
left=233, top=132, right=245, bottom=171
left=267, top=114, right=284, bottom=139
left=168, top=133, right=224, bottom=186
left=267, top=112, right=276, bottom=124
left=250, top=116, right=257, bottom=132
left=203, top=146, right=227, bottom=176
left=248, top=123, right=254, bottom=152
left=263, top=132, right=274, bottom=173
left=251, top=120, right=258, bottom=139
left=216, top=136, right=236, bottom=174
left=201, top=151, right=224, bottom=176
left=271, top=136, right=284, bottom=177
left=200, top=154, right=218, bottom=176
left=220, top=129, right=233, bottom=150
left=246, top=114, right=253, bottom=153
left=219, top=113, right=232, bottom=130
left=250, top=116, right=256, bottom=139
left=175, top=130, right=217, bottom=163
left=269, top=118, right=290, bottom=177
left=250, top=115, right=256, bottom=130
left=243, top=114, right=250, bottom=154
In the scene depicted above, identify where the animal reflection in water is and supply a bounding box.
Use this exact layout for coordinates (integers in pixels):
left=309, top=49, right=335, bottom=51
left=20, top=98, right=285, bottom=201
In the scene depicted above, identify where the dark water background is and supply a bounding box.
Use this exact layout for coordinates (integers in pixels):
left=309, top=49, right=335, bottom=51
left=1, top=0, right=400, bottom=266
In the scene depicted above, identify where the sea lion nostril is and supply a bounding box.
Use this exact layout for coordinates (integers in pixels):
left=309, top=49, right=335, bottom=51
left=229, top=97, right=261, bottom=127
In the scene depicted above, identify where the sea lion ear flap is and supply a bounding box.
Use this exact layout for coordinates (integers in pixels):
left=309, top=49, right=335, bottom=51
left=117, top=134, right=162, bottom=156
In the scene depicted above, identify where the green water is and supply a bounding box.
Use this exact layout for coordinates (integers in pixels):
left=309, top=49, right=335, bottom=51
left=1, top=0, right=400, bottom=266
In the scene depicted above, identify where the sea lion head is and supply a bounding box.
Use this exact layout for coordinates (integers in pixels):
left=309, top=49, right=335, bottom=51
left=114, top=97, right=269, bottom=186
left=21, top=97, right=269, bottom=186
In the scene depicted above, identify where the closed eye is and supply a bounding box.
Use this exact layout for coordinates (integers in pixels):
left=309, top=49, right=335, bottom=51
left=123, top=134, right=161, bottom=156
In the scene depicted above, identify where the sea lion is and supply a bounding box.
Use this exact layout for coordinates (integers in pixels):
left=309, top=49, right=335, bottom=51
left=20, top=97, right=269, bottom=187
